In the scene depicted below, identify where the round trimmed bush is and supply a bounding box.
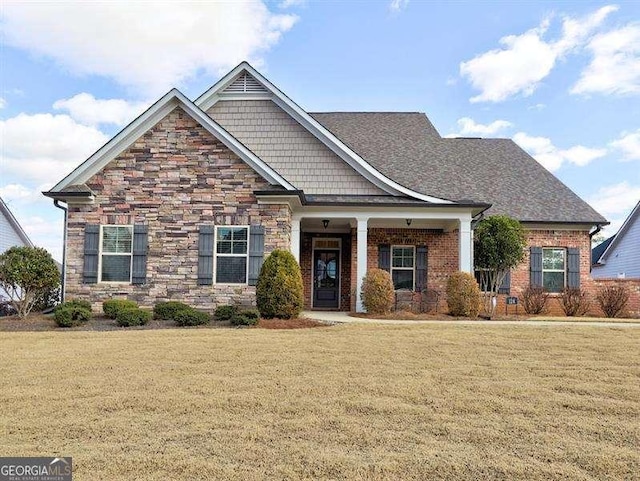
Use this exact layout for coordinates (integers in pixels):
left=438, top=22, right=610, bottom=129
left=214, top=304, right=239, bottom=321
left=256, top=250, right=304, bottom=319
left=54, top=304, right=91, bottom=327
left=103, top=299, right=138, bottom=319
left=154, top=301, right=191, bottom=320
left=230, top=309, right=260, bottom=326
left=361, top=268, right=395, bottom=314
left=446, top=272, right=481, bottom=317
left=65, top=299, right=92, bottom=312
left=174, top=308, right=210, bottom=326
left=116, top=308, right=152, bottom=327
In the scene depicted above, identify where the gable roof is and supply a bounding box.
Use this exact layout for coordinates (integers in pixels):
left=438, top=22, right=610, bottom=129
left=196, top=62, right=452, bottom=204
left=311, top=112, right=607, bottom=224
left=591, top=235, right=615, bottom=265
left=46, top=89, right=295, bottom=196
left=0, top=196, right=33, bottom=248
left=594, top=200, right=640, bottom=264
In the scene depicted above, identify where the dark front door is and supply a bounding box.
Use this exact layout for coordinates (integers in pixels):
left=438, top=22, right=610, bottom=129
left=313, top=250, right=340, bottom=309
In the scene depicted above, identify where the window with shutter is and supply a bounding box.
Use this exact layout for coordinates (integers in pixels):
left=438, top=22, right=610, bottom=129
left=99, top=225, right=133, bottom=283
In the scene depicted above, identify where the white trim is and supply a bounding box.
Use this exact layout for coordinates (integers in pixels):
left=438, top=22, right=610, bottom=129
left=49, top=89, right=295, bottom=193
left=98, top=225, right=133, bottom=284
left=311, top=237, right=342, bottom=310
left=597, top=201, right=640, bottom=264
left=391, top=245, right=416, bottom=290
left=213, top=225, right=250, bottom=285
left=196, top=62, right=453, bottom=204
left=356, top=217, right=368, bottom=312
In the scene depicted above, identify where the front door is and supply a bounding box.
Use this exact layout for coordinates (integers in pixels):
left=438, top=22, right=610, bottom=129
left=313, top=250, right=340, bottom=309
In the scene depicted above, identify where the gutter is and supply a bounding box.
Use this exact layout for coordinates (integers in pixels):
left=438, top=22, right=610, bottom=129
left=53, top=200, right=68, bottom=303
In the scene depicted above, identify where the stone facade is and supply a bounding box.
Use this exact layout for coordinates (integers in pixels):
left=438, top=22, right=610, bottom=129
left=65, top=108, right=291, bottom=312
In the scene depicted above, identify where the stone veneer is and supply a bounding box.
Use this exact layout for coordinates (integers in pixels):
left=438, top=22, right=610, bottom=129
left=65, top=107, right=291, bottom=312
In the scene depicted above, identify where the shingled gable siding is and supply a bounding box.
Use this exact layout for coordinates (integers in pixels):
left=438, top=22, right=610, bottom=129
left=207, top=100, right=386, bottom=196
left=64, top=107, right=291, bottom=311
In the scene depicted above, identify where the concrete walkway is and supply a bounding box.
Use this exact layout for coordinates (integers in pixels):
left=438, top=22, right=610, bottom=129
left=303, top=311, right=640, bottom=328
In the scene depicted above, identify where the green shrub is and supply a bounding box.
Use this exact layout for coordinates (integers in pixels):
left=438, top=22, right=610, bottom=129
left=230, top=309, right=260, bottom=326
left=361, top=268, right=395, bottom=314
left=54, top=304, right=91, bottom=327
left=116, top=308, right=152, bottom=327
left=64, top=299, right=92, bottom=312
left=174, top=308, right=210, bottom=326
left=256, top=250, right=304, bottom=319
left=214, top=304, right=239, bottom=321
left=103, top=299, right=138, bottom=319
left=154, top=301, right=191, bottom=320
left=446, top=272, right=481, bottom=317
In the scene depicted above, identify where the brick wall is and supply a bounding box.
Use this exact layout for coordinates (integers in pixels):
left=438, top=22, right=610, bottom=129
left=65, top=107, right=291, bottom=312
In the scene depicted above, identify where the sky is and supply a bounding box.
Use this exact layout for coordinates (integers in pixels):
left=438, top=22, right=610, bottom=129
left=1, top=0, right=639, bottom=262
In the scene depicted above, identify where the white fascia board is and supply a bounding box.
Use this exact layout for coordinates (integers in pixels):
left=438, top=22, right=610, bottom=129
left=291, top=205, right=474, bottom=222
left=196, top=62, right=452, bottom=204
left=50, top=88, right=295, bottom=193
left=598, top=201, right=640, bottom=262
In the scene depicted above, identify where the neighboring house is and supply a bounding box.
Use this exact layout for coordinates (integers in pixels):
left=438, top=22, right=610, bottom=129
left=43, top=62, right=607, bottom=312
left=592, top=201, right=640, bottom=279
left=0, top=196, right=34, bottom=302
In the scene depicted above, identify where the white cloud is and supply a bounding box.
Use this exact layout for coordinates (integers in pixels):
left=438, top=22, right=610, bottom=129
left=0, top=2, right=298, bottom=95
left=513, top=132, right=606, bottom=171
left=528, top=103, right=546, bottom=111
left=21, top=215, right=64, bottom=262
left=448, top=117, right=512, bottom=137
left=0, top=97, right=6, bottom=109
left=571, top=24, right=640, bottom=96
left=0, top=113, right=108, bottom=184
left=610, top=129, right=640, bottom=160
left=279, top=0, right=305, bottom=7
left=588, top=181, right=640, bottom=235
left=389, top=0, right=409, bottom=12
left=460, top=5, right=617, bottom=102
left=53, top=93, right=149, bottom=127
left=0, top=183, right=50, bottom=203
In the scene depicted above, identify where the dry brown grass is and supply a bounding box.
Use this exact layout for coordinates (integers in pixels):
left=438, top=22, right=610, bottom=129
left=0, top=324, right=638, bottom=480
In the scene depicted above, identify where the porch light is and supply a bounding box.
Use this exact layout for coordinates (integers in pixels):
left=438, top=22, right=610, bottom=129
left=322, top=219, right=330, bottom=229
left=406, top=219, right=412, bottom=226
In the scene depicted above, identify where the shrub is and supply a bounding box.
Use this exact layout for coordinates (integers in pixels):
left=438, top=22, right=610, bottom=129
left=361, top=268, right=395, bottom=314
left=174, top=308, right=210, bottom=327
left=54, top=304, right=91, bottom=327
left=214, top=304, right=239, bottom=321
left=64, top=299, right=93, bottom=312
left=596, top=285, right=630, bottom=318
left=256, top=250, right=304, bottom=319
left=560, top=288, right=590, bottom=317
left=154, top=301, right=191, bottom=320
left=33, top=284, right=61, bottom=312
left=0, top=246, right=61, bottom=318
left=103, top=299, right=138, bottom=319
left=446, top=272, right=481, bottom=317
left=230, top=309, right=260, bottom=326
left=521, top=286, right=549, bottom=315
left=116, top=308, right=152, bottom=327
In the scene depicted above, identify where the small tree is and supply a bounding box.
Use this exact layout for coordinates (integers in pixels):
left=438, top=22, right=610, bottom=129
left=256, top=250, right=304, bottom=319
left=474, top=215, right=526, bottom=317
left=361, top=268, right=395, bottom=314
left=0, top=246, right=60, bottom=318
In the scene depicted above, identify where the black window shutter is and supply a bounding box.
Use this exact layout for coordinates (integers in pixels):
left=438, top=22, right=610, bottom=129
left=567, top=248, right=580, bottom=288
left=498, top=270, right=511, bottom=295
left=131, top=224, right=148, bottom=285
left=197, top=225, right=214, bottom=285
left=248, top=225, right=265, bottom=286
left=530, top=247, right=542, bottom=287
left=415, top=246, right=428, bottom=292
left=83, top=224, right=100, bottom=284
left=378, top=244, right=391, bottom=272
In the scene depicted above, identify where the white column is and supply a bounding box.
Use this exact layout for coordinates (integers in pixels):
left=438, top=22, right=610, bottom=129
left=356, top=217, right=368, bottom=313
left=459, top=218, right=472, bottom=273
left=290, top=218, right=301, bottom=264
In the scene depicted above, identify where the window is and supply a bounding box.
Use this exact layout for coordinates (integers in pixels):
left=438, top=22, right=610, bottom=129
left=391, top=246, right=415, bottom=289
left=100, top=225, right=133, bottom=282
left=215, top=226, right=249, bottom=284
left=542, top=248, right=565, bottom=293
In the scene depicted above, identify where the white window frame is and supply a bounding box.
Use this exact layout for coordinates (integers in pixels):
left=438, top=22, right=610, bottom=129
left=214, top=225, right=250, bottom=285
left=542, top=247, right=566, bottom=293
left=391, top=245, right=416, bottom=290
left=98, top=224, right=133, bottom=284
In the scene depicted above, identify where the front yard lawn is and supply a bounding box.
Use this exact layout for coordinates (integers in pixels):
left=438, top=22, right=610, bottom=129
left=0, top=324, right=638, bottom=480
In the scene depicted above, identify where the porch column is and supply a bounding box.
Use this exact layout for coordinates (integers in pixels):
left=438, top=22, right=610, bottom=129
left=459, top=218, right=472, bottom=273
left=290, top=218, right=301, bottom=264
left=356, top=216, right=368, bottom=313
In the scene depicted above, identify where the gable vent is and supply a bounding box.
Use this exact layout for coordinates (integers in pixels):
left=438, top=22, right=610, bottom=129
left=222, top=72, right=268, bottom=94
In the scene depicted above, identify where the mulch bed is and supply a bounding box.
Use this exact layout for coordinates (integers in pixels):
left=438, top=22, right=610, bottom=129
left=256, top=318, right=328, bottom=329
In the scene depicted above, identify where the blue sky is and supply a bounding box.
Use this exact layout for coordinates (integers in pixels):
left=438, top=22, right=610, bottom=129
left=1, top=0, right=639, bottom=261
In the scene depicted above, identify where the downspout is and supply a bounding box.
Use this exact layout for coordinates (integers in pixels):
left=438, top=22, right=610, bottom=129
left=588, top=224, right=603, bottom=273
left=53, top=200, right=68, bottom=302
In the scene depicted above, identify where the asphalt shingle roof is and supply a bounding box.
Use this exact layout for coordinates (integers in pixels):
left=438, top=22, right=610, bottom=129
left=310, top=112, right=607, bottom=224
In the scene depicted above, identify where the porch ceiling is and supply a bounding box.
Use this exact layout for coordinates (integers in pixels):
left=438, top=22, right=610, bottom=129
left=300, top=217, right=455, bottom=231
